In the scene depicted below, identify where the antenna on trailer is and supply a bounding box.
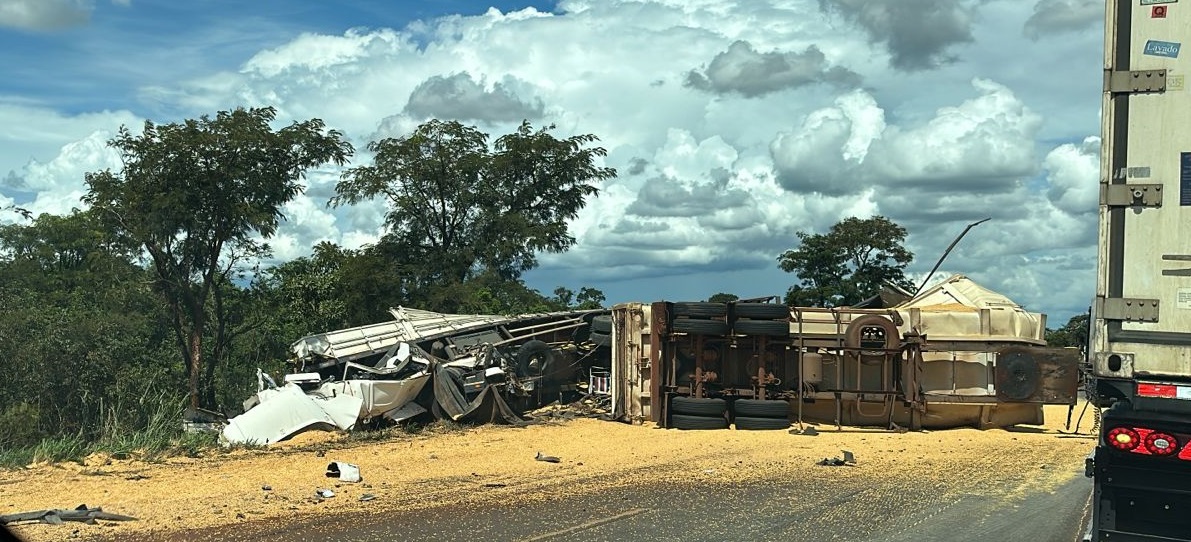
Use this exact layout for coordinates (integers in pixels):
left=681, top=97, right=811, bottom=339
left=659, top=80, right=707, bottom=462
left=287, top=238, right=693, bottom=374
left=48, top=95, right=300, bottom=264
left=910, top=217, right=991, bottom=298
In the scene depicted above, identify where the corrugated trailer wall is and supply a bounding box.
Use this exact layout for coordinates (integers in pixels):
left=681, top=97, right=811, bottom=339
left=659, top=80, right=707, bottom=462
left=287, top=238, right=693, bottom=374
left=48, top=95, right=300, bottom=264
left=611, top=302, right=652, bottom=422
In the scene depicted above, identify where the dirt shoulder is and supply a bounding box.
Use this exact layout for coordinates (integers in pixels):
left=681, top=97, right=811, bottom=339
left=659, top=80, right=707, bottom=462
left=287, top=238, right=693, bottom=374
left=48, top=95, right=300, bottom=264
left=2, top=404, right=1100, bottom=542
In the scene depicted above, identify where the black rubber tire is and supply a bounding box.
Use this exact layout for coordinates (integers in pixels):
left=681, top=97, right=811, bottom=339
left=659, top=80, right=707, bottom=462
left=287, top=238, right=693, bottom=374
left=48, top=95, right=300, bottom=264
left=734, top=399, right=790, bottom=418
left=734, top=302, right=789, bottom=320
left=516, top=340, right=554, bottom=377
left=733, top=319, right=789, bottom=337
left=673, top=302, right=727, bottom=318
left=591, top=314, right=613, bottom=333
left=671, top=396, right=727, bottom=416
left=734, top=416, right=790, bottom=430
left=671, top=414, right=729, bottom=430
left=589, top=331, right=612, bottom=347
left=672, top=318, right=729, bottom=335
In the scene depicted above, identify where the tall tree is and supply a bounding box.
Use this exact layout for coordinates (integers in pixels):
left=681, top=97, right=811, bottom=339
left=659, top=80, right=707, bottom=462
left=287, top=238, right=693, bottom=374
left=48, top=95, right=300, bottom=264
left=84, top=107, right=352, bottom=410
left=778, top=215, right=914, bottom=307
left=333, top=119, right=615, bottom=312
left=552, top=286, right=607, bottom=310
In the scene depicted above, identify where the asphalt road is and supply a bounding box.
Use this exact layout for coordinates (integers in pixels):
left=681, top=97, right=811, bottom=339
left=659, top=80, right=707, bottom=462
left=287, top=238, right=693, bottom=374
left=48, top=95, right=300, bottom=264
left=173, top=466, right=1092, bottom=542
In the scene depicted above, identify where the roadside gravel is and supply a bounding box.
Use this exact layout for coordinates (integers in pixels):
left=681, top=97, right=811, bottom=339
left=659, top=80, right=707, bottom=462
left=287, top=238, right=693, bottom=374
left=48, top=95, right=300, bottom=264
left=2, top=403, right=1099, bottom=542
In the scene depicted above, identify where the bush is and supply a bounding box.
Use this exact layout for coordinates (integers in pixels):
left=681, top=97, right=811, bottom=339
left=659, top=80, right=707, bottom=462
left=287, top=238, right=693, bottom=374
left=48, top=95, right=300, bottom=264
left=0, top=402, right=43, bottom=449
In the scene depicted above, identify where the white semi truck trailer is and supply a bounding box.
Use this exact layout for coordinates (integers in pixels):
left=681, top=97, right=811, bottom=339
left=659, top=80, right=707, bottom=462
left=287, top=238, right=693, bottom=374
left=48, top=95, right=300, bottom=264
left=1087, top=1, right=1191, bottom=539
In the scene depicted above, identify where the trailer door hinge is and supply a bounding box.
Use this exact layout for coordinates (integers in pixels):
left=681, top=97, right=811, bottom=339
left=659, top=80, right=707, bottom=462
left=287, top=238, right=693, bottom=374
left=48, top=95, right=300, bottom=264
left=1096, top=297, right=1160, bottom=322
left=1108, top=69, right=1167, bottom=94
left=1102, top=184, right=1163, bottom=207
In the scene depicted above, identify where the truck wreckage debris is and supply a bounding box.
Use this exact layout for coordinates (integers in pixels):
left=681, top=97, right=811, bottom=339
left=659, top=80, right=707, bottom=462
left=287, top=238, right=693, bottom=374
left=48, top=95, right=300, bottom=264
left=219, top=307, right=609, bottom=445
left=213, top=275, right=1083, bottom=445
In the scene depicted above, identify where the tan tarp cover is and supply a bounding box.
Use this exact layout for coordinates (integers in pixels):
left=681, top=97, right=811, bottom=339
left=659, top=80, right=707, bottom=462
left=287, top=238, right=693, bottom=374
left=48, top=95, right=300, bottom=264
left=897, top=274, right=1046, bottom=397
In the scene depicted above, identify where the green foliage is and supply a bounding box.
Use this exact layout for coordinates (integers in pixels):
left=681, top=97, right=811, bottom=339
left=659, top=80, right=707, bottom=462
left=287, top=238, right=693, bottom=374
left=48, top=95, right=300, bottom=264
left=0, top=211, right=181, bottom=444
left=334, top=119, right=615, bottom=312
left=450, top=271, right=556, bottom=315
left=707, top=292, right=738, bottom=303
left=778, top=215, right=914, bottom=307
left=552, top=286, right=607, bottom=310
left=1046, top=313, right=1090, bottom=350
left=83, top=107, right=352, bottom=409
left=0, top=402, right=43, bottom=449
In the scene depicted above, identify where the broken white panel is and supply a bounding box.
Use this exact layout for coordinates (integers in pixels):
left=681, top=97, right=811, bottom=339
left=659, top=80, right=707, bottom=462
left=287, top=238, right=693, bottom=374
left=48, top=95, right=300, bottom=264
left=318, top=372, right=430, bottom=419
left=222, top=384, right=339, bottom=445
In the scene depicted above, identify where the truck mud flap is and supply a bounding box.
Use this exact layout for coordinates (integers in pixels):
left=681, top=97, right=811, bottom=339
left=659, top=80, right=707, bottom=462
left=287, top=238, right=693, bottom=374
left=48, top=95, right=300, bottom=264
left=994, top=345, right=1080, bottom=404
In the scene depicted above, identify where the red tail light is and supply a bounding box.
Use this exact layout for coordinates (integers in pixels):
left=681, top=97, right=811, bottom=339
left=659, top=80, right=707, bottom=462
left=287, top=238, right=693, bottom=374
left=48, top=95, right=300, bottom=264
left=1138, top=383, right=1178, bottom=398
left=1108, top=426, right=1141, bottom=451
left=1145, top=432, right=1179, bottom=456
left=1107, top=425, right=1191, bottom=459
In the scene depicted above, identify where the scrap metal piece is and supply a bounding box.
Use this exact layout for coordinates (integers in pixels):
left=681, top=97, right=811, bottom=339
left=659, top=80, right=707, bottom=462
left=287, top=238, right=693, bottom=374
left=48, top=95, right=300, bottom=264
left=221, top=384, right=345, bottom=445
left=0, top=505, right=137, bottom=525
left=326, top=461, right=361, bottom=483
left=534, top=451, right=561, bottom=463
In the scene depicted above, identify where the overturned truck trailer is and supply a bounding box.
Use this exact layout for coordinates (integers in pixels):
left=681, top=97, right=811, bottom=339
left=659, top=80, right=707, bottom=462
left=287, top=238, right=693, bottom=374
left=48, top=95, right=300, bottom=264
left=609, top=275, right=1082, bottom=430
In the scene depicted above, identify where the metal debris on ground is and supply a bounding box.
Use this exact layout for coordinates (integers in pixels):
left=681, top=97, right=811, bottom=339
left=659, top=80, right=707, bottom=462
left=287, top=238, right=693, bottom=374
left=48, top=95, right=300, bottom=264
left=528, top=394, right=614, bottom=421
left=817, top=450, right=857, bottom=467
left=358, top=494, right=376, bottom=502
left=325, top=461, right=361, bottom=483
left=0, top=505, right=137, bottom=525
left=314, top=489, right=335, bottom=499
left=534, top=451, right=561, bottom=463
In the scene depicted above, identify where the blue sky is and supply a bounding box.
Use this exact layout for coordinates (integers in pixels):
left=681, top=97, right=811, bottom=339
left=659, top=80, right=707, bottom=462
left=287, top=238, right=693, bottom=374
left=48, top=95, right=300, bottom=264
left=0, top=0, right=1106, bottom=325
left=0, top=1, right=556, bottom=113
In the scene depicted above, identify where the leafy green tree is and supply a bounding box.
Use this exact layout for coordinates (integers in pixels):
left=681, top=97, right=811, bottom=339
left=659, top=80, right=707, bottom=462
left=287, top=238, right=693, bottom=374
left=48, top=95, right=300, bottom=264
left=778, top=215, right=914, bottom=307
left=574, top=287, right=606, bottom=310
left=0, top=211, right=178, bottom=441
left=333, top=119, right=615, bottom=312
left=257, top=241, right=353, bottom=333
left=1046, top=313, right=1090, bottom=350
left=83, top=107, right=352, bottom=410
left=552, top=286, right=607, bottom=310
left=707, top=292, right=739, bottom=303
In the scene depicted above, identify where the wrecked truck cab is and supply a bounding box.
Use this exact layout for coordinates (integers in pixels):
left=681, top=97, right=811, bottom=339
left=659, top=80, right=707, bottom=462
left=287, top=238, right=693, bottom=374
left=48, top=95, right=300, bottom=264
left=223, top=307, right=613, bottom=445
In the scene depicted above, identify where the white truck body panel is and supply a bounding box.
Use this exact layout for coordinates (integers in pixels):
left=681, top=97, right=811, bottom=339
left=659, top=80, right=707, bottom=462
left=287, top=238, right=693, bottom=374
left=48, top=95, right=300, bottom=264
left=1095, top=0, right=1191, bottom=379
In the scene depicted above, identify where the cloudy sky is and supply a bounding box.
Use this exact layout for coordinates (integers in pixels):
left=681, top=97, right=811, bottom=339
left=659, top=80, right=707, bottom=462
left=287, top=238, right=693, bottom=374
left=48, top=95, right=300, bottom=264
left=0, top=0, right=1104, bottom=325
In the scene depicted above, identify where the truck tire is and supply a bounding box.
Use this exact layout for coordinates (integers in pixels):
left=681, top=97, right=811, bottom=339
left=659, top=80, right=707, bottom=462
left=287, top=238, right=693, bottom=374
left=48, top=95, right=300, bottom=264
left=734, top=303, right=789, bottom=320
left=672, top=318, right=730, bottom=335
left=589, top=331, right=612, bottom=347
left=516, top=340, right=554, bottom=377
left=673, top=302, right=727, bottom=318
left=671, top=414, right=729, bottom=430
left=734, top=416, right=790, bottom=430
left=733, top=319, right=789, bottom=337
left=734, top=399, right=790, bottom=418
left=671, top=396, right=727, bottom=416
left=592, top=314, right=613, bottom=333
